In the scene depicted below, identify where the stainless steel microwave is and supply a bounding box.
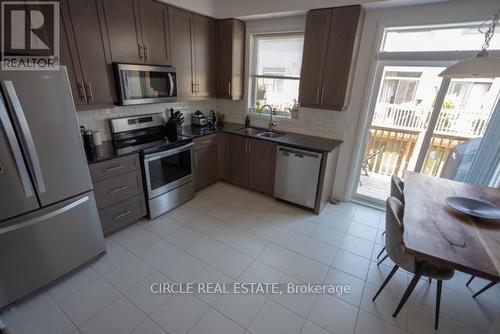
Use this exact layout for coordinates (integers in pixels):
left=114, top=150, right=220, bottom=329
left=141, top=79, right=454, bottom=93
left=115, top=63, right=177, bottom=105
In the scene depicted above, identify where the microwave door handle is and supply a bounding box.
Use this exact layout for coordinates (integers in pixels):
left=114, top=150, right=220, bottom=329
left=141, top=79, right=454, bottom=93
left=2, top=81, right=46, bottom=194
left=168, top=73, right=174, bottom=97
left=0, top=94, right=35, bottom=198
left=122, top=71, right=130, bottom=100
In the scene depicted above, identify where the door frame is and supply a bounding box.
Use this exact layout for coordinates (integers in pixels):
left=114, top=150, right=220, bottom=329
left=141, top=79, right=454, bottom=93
left=348, top=59, right=453, bottom=207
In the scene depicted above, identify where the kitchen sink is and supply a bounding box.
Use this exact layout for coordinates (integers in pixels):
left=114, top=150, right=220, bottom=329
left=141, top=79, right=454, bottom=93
left=235, top=127, right=266, bottom=136
left=257, top=131, right=285, bottom=138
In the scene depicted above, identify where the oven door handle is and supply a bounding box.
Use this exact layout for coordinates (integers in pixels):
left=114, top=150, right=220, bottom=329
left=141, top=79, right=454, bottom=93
left=144, top=142, right=194, bottom=162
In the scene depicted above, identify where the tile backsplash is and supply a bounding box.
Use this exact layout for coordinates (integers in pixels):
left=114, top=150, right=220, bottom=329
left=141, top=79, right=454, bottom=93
left=77, top=98, right=345, bottom=142
left=216, top=99, right=345, bottom=140
left=77, top=99, right=217, bottom=141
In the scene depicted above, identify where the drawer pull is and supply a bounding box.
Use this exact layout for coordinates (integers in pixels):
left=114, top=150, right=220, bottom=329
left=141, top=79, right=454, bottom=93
left=105, top=165, right=125, bottom=173
left=114, top=210, right=132, bottom=220
left=202, top=140, right=212, bottom=144
left=109, top=186, right=128, bottom=194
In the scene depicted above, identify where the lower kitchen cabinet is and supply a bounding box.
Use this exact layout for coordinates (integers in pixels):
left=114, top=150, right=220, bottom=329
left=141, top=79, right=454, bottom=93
left=223, top=133, right=249, bottom=188
left=88, top=153, right=146, bottom=236
left=223, top=133, right=277, bottom=196
left=193, top=134, right=219, bottom=191
left=98, top=194, right=147, bottom=236
left=248, top=138, right=277, bottom=196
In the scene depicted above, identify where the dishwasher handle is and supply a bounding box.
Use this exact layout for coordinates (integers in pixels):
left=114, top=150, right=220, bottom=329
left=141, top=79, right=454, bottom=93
left=278, top=146, right=321, bottom=159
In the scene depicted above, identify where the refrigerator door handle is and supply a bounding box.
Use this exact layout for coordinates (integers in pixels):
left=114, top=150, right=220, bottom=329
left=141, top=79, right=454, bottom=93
left=0, top=95, right=35, bottom=198
left=2, top=80, right=46, bottom=194
left=0, top=196, right=89, bottom=235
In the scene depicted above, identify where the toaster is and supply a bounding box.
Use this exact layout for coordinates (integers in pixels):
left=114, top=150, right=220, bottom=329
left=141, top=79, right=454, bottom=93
left=191, top=110, right=208, bottom=127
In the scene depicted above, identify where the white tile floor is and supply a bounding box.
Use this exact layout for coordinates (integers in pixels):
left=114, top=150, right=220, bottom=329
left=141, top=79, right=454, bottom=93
left=2, top=181, right=500, bottom=334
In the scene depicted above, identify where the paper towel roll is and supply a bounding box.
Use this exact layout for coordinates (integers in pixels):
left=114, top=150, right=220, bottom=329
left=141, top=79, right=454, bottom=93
left=92, top=130, right=102, bottom=146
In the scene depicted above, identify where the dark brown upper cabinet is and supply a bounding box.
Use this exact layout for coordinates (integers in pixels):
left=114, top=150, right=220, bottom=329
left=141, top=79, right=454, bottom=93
left=215, top=19, right=245, bottom=100
left=140, top=0, right=170, bottom=65
left=298, top=5, right=362, bottom=111
left=169, top=7, right=215, bottom=99
left=101, top=0, right=170, bottom=65
left=168, top=7, right=194, bottom=98
left=60, top=0, right=114, bottom=108
left=193, top=14, right=216, bottom=97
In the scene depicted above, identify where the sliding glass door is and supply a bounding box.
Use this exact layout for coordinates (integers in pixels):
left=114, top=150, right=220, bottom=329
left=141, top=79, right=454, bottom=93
left=357, top=64, right=445, bottom=200
left=356, top=63, right=500, bottom=202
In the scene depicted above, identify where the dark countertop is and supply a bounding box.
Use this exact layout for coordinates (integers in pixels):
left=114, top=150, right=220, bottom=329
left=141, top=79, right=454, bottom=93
left=221, top=122, right=342, bottom=153
left=85, top=140, right=138, bottom=164
left=86, top=122, right=341, bottom=164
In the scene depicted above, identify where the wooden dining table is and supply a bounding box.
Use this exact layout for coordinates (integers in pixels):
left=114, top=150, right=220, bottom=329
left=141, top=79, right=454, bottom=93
left=402, top=171, right=500, bottom=282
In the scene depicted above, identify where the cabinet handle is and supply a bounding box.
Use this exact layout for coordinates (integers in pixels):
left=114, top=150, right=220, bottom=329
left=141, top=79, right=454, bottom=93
left=228, top=82, right=231, bottom=96
left=138, top=43, right=143, bottom=62
left=84, top=82, right=93, bottom=103
left=202, top=140, right=212, bottom=144
left=248, top=140, right=251, bottom=153
left=108, top=186, right=128, bottom=194
left=320, top=87, right=325, bottom=103
left=144, top=43, right=149, bottom=62
left=78, top=82, right=87, bottom=103
left=315, top=87, right=320, bottom=103
left=105, top=165, right=125, bottom=173
left=114, top=210, right=132, bottom=220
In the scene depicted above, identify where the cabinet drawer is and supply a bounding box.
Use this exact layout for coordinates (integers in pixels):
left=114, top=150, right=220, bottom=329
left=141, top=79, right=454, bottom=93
left=94, top=170, right=143, bottom=209
left=194, top=134, right=217, bottom=148
left=98, top=194, right=146, bottom=236
left=89, top=154, right=140, bottom=182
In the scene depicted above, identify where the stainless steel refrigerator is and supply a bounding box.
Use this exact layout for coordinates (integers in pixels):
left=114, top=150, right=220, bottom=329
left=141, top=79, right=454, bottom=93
left=0, top=67, right=105, bottom=309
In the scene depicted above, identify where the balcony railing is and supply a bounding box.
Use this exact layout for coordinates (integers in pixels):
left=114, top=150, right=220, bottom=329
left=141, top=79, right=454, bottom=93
left=372, top=103, right=490, bottom=138
left=364, top=125, right=468, bottom=178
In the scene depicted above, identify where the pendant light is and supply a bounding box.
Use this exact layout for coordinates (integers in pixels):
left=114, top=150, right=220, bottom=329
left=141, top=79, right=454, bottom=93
left=439, top=8, right=500, bottom=78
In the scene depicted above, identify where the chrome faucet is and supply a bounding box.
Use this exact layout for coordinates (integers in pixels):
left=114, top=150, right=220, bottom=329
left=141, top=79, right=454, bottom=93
left=261, top=104, right=276, bottom=131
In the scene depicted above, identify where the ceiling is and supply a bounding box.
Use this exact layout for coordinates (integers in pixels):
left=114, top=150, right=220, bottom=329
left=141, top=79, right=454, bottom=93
left=160, top=0, right=456, bottom=19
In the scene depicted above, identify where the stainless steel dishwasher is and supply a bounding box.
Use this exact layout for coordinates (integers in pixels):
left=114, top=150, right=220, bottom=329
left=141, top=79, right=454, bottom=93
left=274, top=146, right=322, bottom=209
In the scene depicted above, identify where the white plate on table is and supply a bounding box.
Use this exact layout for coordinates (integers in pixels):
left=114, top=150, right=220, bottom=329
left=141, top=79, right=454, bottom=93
left=446, top=196, right=500, bottom=220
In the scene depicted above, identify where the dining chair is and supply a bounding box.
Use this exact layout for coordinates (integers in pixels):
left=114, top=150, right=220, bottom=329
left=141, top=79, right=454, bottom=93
left=373, top=196, right=455, bottom=330
left=466, top=275, right=498, bottom=298
left=377, top=175, right=405, bottom=265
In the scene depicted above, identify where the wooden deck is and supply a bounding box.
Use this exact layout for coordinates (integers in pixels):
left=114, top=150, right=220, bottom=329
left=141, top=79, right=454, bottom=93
left=357, top=173, right=392, bottom=201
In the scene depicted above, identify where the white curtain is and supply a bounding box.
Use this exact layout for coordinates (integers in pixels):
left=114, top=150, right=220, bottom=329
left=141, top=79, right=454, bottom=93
left=466, top=100, right=500, bottom=187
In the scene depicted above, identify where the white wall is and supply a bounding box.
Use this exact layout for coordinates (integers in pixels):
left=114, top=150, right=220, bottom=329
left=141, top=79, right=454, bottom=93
left=158, top=0, right=452, bottom=19
left=214, top=0, right=375, bottom=18
left=158, top=0, right=217, bottom=17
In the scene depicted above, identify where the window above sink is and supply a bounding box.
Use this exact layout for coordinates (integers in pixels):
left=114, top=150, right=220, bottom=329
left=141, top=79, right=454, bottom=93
left=248, top=33, right=304, bottom=119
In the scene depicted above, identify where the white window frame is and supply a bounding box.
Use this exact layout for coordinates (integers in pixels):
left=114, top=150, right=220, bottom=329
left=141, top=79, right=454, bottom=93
left=248, top=32, right=304, bottom=117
